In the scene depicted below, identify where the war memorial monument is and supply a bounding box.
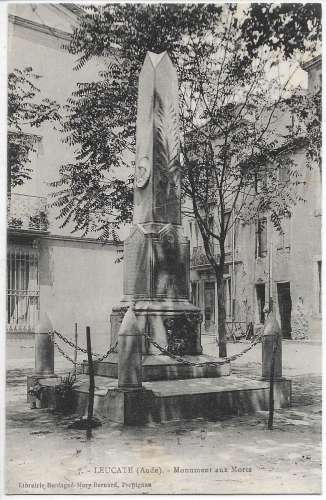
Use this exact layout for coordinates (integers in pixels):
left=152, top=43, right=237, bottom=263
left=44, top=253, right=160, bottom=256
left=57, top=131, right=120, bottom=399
left=29, top=52, right=292, bottom=425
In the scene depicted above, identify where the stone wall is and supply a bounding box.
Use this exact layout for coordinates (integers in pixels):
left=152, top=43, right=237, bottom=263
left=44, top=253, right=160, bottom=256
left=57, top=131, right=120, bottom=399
left=39, top=236, right=123, bottom=353
left=187, top=150, right=322, bottom=341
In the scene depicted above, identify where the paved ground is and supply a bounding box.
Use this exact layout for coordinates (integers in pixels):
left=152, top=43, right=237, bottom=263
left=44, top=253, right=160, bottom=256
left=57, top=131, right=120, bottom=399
left=5, top=335, right=322, bottom=495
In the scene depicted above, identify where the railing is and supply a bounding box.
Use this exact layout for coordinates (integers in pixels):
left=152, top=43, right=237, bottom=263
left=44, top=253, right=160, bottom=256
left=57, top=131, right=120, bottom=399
left=7, top=193, right=49, bottom=232
left=191, top=245, right=220, bottom=267
left=190, top=245, right=235, bottom=269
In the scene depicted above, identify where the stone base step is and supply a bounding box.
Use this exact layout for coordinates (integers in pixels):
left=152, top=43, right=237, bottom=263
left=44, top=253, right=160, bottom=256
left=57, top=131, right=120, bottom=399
left=70, top=375, right=291, bottom=425
left=81, top=354, right=230, bottom=381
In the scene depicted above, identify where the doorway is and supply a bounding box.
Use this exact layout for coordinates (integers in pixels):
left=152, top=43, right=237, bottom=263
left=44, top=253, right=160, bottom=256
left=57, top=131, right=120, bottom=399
left=191, top=281, right=199, bottom=307
left=277, top=282, right=292, bottom=339
left=204, top=281, right=215, bottom=333
left=256, top=283, right=266, bottom=324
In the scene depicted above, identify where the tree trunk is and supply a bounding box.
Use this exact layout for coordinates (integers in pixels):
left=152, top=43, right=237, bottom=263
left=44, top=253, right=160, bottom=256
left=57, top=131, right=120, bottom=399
left=216, top=277, right=227, bottom=358
left=194, top=213, right=228, bottom=359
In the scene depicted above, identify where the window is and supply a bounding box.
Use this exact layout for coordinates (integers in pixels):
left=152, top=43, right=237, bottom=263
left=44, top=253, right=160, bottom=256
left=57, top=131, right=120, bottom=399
left=277, top=217, right=291, bottom=251
left=255, top=217, right=267, bottom=258
left=7, top=244, right=39, bottom=333
left=277, top=282, right=292, bottom=339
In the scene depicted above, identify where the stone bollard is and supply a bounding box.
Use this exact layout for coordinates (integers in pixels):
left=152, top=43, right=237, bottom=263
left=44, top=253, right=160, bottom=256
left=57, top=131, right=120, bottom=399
left=118, top=305, right=143, bottom=390
left=262, top=312, right=282, bottom=380
left=35, top=312, right=55, bottom=376
left=27, top=312, right=56, bottom=407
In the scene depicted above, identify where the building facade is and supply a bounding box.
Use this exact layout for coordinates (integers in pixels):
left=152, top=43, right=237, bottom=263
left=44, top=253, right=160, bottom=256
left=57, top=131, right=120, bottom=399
left=7, top=5, right=321, bottom=346
left=7, top=4, right=123, bottom=352
left=185, top=57, right=321, bottom=341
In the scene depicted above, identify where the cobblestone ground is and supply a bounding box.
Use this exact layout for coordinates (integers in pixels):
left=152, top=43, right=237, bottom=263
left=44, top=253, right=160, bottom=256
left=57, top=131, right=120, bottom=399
left=5, top=336, right=322, bottom=495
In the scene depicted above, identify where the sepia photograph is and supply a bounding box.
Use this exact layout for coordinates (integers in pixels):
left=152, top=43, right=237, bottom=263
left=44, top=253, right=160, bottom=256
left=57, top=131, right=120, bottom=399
left=3, top=1, right=322, bottom=495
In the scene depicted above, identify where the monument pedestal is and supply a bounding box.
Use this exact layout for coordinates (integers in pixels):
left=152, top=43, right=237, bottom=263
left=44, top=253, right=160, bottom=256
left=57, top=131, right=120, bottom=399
left=67, top=375, right=291, bottom=425
left=110, top=221, right=203, bottom=354
left=82, top=353, right=230, bottom=381
left=111, top=299, right=203, bottom=356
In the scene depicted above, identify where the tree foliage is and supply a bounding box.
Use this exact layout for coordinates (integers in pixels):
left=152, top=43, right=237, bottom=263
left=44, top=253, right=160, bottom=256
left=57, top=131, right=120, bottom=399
left=51, top=4, right=320, bottom=355
left=242, top=3, right=321, bottom=59
left=51, top=4, right=224, bottom=239
left=52, top=3, right=321, bottom=239
left=8, top=67, right=60, bottom=189
left=176, top=5, right=319, bottom=354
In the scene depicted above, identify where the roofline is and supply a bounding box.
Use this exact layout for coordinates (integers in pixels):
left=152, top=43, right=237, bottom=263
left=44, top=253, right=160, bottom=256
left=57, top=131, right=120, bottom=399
left=8, top=129, right=42, bottom=141
left=9, top=14, right=72, bottom=41
left=42, top=233, right=124, bottom=246
left=61, top=3, right=85, bottom=17
left=7, top=228, right=124, bottom=247
left=7, top=227, right=50, bottom=237
left=301, top=55, right=322, bottom=72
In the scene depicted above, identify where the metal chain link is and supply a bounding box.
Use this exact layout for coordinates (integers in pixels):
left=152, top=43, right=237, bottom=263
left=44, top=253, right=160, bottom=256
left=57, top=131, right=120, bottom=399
left=93, top=341, right=118, bottom=362
left=49, top=330, right=118, bottom=366
left=51, top=330, right=101, bottom=356
left=49, top=327, right=262, bottom=368
left=50, top=333, right=81, bottom=366
left=144, top=331, right=263, bottom=367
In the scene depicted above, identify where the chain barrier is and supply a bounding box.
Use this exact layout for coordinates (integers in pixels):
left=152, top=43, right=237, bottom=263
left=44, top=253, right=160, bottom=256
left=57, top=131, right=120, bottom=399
left=49, top=330, right=118, bottom=366
left=94, top=341, right=118, bottom=363
left=144, top=330, right=263, bottom=367
left=50, top=331, right=80, bottom=367
left=49, top=326, right=262, bottom=368
left=51, top=329, right=100, bottom=356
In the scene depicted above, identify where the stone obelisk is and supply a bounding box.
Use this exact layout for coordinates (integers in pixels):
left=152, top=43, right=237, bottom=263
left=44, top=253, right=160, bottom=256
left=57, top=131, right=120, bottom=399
left=110, top=51, right=202, bottom=356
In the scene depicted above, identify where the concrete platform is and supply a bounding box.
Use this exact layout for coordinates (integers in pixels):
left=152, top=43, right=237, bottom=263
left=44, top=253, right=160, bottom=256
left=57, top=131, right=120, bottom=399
left=81, top=354, right=230, bottom=381
left=69, top=375, right=291, bottom=425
